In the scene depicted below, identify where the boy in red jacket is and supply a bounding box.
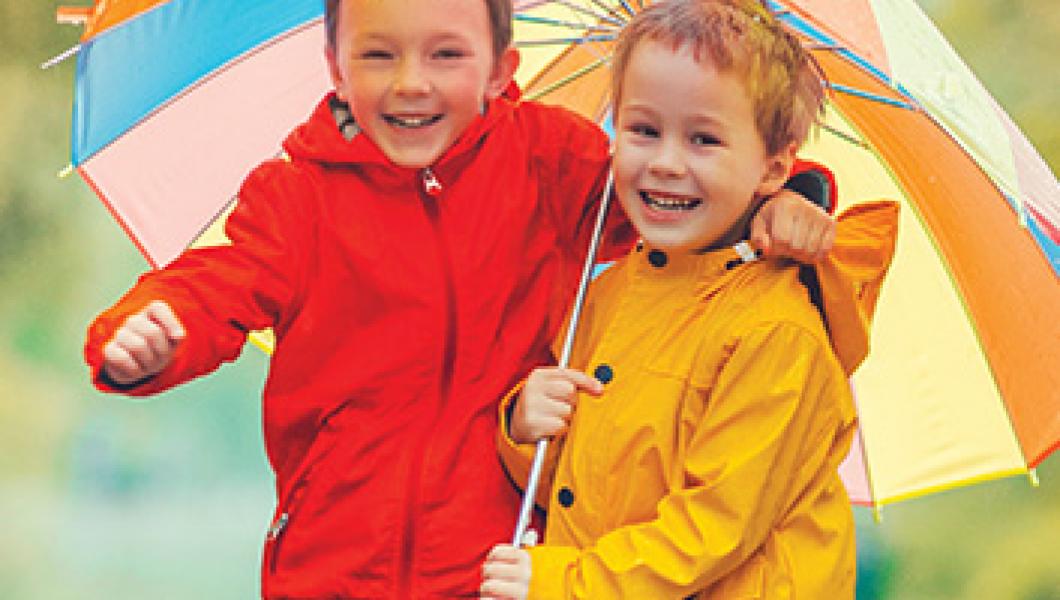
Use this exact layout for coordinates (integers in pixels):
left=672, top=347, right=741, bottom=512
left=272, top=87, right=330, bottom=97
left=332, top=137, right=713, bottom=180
left=86, top=0, right=844, bottom=597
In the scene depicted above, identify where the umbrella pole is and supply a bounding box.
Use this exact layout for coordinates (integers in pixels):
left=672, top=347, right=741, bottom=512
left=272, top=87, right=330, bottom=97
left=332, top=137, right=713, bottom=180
left=511, top=171, right=616, bottom=547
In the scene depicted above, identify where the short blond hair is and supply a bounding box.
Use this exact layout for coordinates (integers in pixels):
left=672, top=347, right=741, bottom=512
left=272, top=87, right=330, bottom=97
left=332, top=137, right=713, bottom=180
left=325, top=0, right=513, bottom=59
left=612, top=0, right=825, bottom=154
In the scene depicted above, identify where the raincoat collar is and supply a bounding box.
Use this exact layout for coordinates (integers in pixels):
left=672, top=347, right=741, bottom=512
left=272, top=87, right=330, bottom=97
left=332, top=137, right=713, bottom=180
left=282, top=83, right=523, bottom=185
left=629, top=241, right=763, bottom=290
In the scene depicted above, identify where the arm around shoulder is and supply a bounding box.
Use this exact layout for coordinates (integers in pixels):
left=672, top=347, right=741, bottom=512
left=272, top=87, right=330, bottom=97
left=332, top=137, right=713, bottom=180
left=815, top=200, right=900, bottom=374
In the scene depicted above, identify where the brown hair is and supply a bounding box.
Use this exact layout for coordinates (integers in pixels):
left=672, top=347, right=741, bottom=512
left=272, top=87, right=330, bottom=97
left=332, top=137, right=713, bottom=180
left=611, top=0, right=825, bottom=154
left=324, top=0, right=513, bottom=58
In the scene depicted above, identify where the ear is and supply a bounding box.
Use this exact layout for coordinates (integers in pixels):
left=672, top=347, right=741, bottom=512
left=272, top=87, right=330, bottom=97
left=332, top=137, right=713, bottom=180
left=755, top=142, right=797, bottom=198
left=326, top=45, right=348, bottom=102
left=485, top=47, right=521, bottom=100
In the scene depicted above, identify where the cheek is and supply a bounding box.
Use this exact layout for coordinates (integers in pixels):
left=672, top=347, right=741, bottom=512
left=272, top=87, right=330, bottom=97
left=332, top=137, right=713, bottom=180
left=453, top=72, right=490, bottom=108
left=612, top=145, right=642, bottom=183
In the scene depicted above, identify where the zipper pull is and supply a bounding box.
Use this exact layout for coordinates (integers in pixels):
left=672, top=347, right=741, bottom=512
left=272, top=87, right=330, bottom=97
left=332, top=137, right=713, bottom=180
left=267, top=512, right=289, bottom=540
left=422, top=167, right=443, bottom=197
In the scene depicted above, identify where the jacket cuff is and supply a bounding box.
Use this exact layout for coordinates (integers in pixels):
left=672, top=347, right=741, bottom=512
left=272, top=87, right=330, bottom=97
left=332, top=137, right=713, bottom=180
left=526, top=545, right=581, bottom=599
left=497, top=380, right=539, bottom=486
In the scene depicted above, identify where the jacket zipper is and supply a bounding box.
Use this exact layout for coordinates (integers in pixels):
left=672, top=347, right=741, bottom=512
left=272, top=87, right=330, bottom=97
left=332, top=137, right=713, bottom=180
left=397, top=169, right=457, bottom=597
left=265, top=404, right=349, bottom=579
left=266, top=477, right=309, bottom=575
left=422, top=167, right=443, bottom=197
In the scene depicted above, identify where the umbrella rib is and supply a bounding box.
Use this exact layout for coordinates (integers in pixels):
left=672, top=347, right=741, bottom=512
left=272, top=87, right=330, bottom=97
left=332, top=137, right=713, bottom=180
left=587, top=0, right=631, bottom=23
left=514, top=13, right=621, bottom=34
left=517, top=34, right=618, bottom=47
left=529, top=0, right=626, bottom=27
left=818, top=121, right=869, bottom=148
left=526, top=55, right=610, bottom=101
left=40, top=44, right=81, bottom=69
left=613, top=0, right=637, bottom=17
left=828, top=83, right=916, bottom=111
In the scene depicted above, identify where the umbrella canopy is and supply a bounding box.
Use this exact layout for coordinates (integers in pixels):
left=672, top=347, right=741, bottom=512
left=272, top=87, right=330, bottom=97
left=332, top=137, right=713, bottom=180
left=61, top=0, right=1059, bottom=511
left=513, top=0, right=1060, bottom=512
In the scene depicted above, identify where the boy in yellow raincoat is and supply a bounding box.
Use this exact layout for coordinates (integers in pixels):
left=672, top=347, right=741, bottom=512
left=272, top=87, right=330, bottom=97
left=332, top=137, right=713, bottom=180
left=480, top=0, right=898, bottom=598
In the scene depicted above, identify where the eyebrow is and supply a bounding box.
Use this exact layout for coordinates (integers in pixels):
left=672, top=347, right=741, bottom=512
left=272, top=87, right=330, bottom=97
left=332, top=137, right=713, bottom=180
left=619, top=102, right=660, bottom=118
left=687, top=114, right=725, bottom=128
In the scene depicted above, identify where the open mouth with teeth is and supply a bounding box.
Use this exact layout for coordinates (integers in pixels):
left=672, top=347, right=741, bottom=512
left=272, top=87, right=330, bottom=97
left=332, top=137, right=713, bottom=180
left=383, top=114, right=444, bottom=129
left=640, top=190, right=703, bottom=211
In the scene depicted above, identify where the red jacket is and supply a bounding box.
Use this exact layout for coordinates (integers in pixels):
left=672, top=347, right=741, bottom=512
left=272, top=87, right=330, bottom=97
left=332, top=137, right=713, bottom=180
left=84, top=91, right=833, bottom=598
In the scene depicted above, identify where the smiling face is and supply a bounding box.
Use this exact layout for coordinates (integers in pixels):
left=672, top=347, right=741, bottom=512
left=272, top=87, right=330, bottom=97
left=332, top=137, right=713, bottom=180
left=613, top=39, right=794, bottom=253
left=327, top=0, right=518, bottom=168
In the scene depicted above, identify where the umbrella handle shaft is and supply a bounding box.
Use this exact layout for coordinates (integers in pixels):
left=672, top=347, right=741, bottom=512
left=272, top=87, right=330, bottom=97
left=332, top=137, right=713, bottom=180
left=511, top=172, right=615, bottom=547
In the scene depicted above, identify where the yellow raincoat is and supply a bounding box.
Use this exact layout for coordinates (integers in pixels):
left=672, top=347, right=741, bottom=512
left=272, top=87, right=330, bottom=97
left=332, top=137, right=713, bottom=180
left=499, top=202, right=899, bottom=599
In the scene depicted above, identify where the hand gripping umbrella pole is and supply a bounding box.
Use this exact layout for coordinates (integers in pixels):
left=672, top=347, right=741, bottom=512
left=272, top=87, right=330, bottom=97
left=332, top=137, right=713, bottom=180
left=511, top=171, right=615, bottom=548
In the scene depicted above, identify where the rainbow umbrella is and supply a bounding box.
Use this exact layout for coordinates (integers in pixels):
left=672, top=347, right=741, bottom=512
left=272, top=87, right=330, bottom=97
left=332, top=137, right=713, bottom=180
left=58, top=0, right=1059, bottom=512
left=514, top=0, right=1060, bottom=514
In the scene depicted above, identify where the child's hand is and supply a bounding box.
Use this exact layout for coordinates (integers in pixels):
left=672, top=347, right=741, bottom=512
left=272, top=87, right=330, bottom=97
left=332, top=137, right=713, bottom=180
left=750, top=189, right=836, bottom=263
left=511, top=367, right=603, bottom=444
left=480, top=544, right=531, bottom=600
left=101, top=301, right=185, bottom=386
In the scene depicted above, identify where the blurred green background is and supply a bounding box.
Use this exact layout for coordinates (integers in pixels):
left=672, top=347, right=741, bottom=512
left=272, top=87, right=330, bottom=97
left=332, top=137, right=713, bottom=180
left=0, top=1, right=1056, bottom=598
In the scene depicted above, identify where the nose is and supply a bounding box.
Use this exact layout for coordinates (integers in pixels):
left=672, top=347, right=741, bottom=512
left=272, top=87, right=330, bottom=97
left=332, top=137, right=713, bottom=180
left=394, top=58, right=430, bottom=97
left=647, top=138, right=686, bottom=179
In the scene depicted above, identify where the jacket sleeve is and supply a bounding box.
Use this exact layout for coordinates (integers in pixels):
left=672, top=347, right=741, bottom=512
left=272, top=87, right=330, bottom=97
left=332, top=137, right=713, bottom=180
left=83, top=161, right=312, bottom=396
left=812, top=200, right=900, bottom=375
left=525, top=322, right=854, bottom=599
left=525, top=104, right=637, bottom=264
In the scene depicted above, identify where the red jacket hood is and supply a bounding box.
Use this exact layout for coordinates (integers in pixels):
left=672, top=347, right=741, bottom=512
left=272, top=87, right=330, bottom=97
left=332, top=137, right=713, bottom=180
left=282, top=83, right=524, bottom=172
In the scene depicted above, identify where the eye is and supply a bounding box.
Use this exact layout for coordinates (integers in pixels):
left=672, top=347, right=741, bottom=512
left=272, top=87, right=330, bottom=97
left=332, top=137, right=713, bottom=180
left=691, top=132, right=721, bottom=146
left=628, top=123, right=659, bottom=138
left=359, top=49, right=393, bottom=60
left=433, top=47, right=467, bottom=59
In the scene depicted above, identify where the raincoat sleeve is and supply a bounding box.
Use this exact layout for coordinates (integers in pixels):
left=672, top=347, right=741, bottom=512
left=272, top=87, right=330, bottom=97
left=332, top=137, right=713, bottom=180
left=496, top=381, right=565, bottom=511
left=84, top=161, right=312, bottom=395
left=525, top=322, right=856, bottom=598
left=810, top=200, right=899, bottom=374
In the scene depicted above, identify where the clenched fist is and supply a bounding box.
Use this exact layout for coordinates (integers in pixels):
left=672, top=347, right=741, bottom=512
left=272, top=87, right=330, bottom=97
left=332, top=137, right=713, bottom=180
left=102, top=300, right=185, bottom=386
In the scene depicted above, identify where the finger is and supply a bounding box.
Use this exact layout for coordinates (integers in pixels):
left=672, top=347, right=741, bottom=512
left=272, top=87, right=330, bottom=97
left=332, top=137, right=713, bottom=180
left=144, top=301, right=186, bottom=341
left=112, top=326, right=161, bottom=374
left=765, top=210, right=794, bottom=258
left=543, top=377, right=576, bottom=401
left=101, top=342, right=145, bottom=384
left=548, top=400, right=572, bottom=421
left=815, top=222, right=837, bottom=262
left=123, top=313, right=172, bottom=361
left=543, top=416, right=570, bottom=438
left=563, top=368, right=604, bottom=395
left=479, top=578, right=523, bottom=600
left=748, top=217, right=771, bottom=256
left=802, top=220, right=829, bottom=262
left=526, top=415, right=568, bottom=439
left=487, top=545, right=521, bottom=562
left=790, top=213, right=812, bottom=257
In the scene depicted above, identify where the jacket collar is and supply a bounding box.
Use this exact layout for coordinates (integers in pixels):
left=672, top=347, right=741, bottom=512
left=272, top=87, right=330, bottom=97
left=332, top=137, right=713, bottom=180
left=282, top=83, right=522, bottom=183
